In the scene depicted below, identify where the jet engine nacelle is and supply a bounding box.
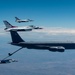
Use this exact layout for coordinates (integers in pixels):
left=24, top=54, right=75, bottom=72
left=48, top=46, right=65, bottom=52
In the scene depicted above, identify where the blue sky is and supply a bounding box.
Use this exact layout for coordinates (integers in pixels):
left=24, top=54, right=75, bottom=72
left=0, top=0, right=75, bottom=28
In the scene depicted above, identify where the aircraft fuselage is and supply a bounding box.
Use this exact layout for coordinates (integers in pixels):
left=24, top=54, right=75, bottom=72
left=11, top=42, right=75, bottom=50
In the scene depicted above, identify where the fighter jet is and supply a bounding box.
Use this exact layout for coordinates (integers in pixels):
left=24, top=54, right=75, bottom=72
left=29, top=25, right=43, bottom=29
left=0, top=59, right=18, bottom=64
left=9, top=31, right=75, bottom=53
left=3, top=20, right=32, bottom=32
left=15, top=17, right=33, bottom=23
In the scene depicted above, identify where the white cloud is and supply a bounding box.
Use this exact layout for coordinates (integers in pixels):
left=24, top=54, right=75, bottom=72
left=0, top=28, right=6, bottom=36
left=1, top=27, right=75, bottom=37
left=32, top=27, right=75, bottom=35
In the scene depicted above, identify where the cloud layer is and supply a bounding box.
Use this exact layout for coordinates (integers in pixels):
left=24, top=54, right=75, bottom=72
left=1, top=27, right=75, bottom=36
left=33, top=27, right=75, bottom=35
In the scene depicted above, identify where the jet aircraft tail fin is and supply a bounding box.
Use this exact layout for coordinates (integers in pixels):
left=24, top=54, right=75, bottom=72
left=10, top=31, right=25, bottom=43
left=3, top=20, right=15, bottom=29
left=15, top=17, right=20, bottom=20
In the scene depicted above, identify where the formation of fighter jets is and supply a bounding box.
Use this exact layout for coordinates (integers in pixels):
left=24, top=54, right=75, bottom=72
left=3, top=17, right=42, bottom=32
left=0, top=17, right=43, bottom=64
left=1, top=17, right=75, bottom=64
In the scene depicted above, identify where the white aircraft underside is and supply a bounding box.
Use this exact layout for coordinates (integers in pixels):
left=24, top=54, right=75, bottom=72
left=6, top=26, right=32, bottom=31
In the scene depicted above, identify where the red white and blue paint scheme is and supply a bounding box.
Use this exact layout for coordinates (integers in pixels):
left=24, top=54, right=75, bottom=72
left=3, top=20, right=32, bottom=32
